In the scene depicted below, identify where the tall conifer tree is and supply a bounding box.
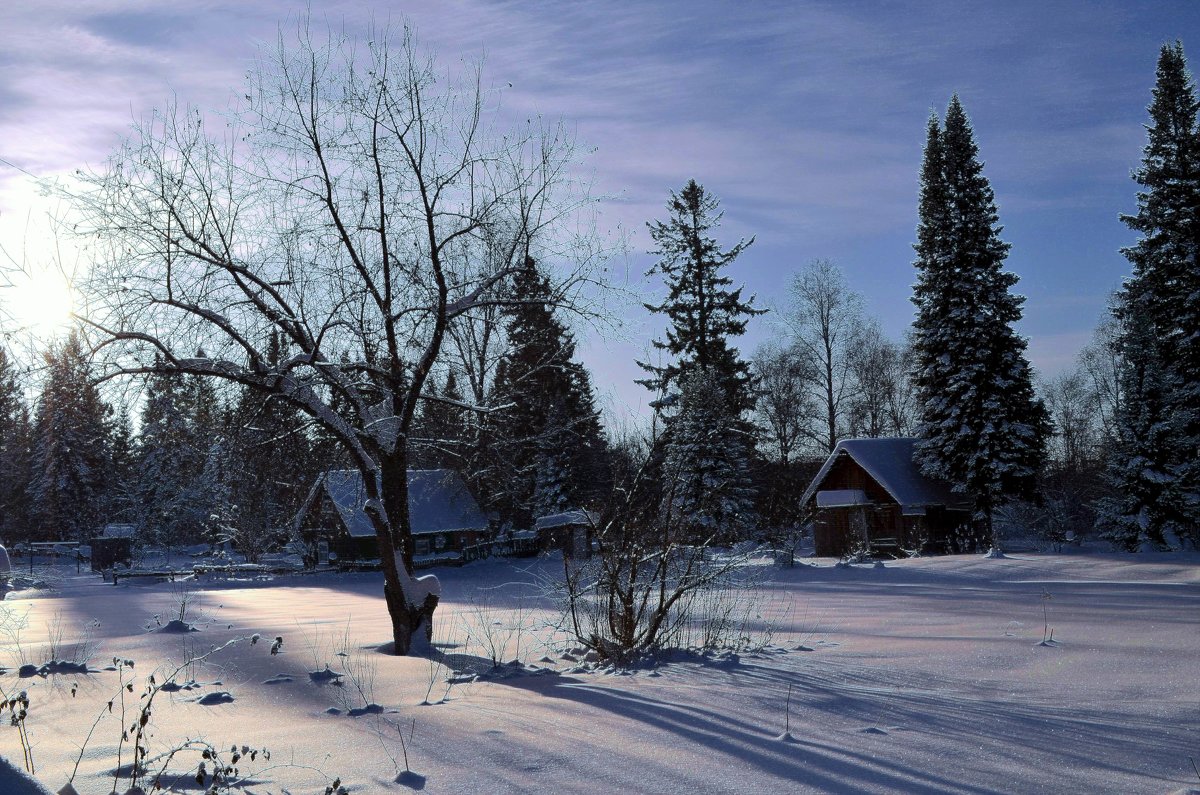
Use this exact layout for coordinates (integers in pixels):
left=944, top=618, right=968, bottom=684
left=32, top=331, right=112, bottom=540
left=641, top=180, right=762, bottom=539
left=105, top=406, right=138, bottom=523
left=227, top=332, right=315, bottom=553
left=0, top=346, right=34, bottom=541
left=491, top=257, right=607, bottom=524
left=137, top=368, right=193, bottom=546
left=1097, top=301, right=1178, bottom=549
left=910, top=98, right=1050, bottom=547
left=639, top=180, right=762, bottom=409
left=137, top=363, right=231, bottom=549
left=1104, top=42, right=1200, bottom=548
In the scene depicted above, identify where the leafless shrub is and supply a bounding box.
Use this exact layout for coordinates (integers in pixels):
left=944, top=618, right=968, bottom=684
left=42, top=610, right=97, bottom=665
left=560, top=438, right=755, bottom=663
left=462, top=598, right=532, bottom=669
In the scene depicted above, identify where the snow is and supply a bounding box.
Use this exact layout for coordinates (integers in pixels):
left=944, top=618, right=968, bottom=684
left=0, top=756, right=51, bottom=795
left=814, top=489, right=869, bottom=508
left=533, top=510, right=596, bottom=531
left=0, top=551, right=1197, bottom=793
left=99, top=525, right=135, bottom=539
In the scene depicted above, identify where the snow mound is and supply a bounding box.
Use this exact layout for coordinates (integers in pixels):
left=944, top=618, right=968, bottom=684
left=20, top=661, right=90, bottom=677
left=158, top=680, right=200, bottom=693
left=346, top=703, right=385, bottom=716
left=0, top=755, right=52, bottom=794
left=156, top=619, right=199, bottom=633
left=41, top=661, right=88, bottom=675
left=309, top=667, right=345, bottom=683
left=194, top=691, right=235, bottom=706
left=983, top=547, right=1007, bottom=559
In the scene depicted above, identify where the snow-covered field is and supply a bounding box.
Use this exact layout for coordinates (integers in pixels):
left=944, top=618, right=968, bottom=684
left=1, top=551, right=1197, bottom=794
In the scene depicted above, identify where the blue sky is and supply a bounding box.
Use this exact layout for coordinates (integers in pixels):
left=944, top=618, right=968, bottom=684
left=0, top=1, right=1197, bottom=418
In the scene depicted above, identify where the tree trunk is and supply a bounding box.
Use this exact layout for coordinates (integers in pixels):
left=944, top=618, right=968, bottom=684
left=366, top=449, right=440, bottom=656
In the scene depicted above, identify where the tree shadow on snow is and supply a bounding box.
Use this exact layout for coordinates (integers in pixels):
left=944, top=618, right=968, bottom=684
left=486, top=660, right=1008, bottom=795
left=479, top=646, right=1192, bottom=793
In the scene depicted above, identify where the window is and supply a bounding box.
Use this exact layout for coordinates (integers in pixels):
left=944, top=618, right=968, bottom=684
left=414, top=538, right=430, bottom=555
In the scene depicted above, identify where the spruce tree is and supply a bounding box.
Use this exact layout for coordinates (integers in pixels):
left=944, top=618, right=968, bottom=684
left=640, top=180, right=762, bottom=539
left=137, top=363, right=231, bottom=550
left=910, top=98, right=1051, bottom=547
left=137, top=368, right=193, bottom=547
left=639, top=180, right=762, bottom=409
left=1108, top=41, right=1200, bottom=547
left=1096, top=300, right=1178, bottom=550
left=491, top=257, right=607, bottom=525
left=31, top=331, right=112, bottom=541
left=0, top=346, right=34, bottom=542
left=106, top=406, right=138, bottom=524
left=226, top=331, right=314, bottom=557
left=414, top=371, right=467, bottom=470
left=662, top=369, right=756, bottom=542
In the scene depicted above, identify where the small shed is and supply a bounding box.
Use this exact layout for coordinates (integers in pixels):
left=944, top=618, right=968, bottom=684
left=533, top=510, right=596, bottom=559
left=90, top=524, right=135, bottom=571
left=800, top=438, right=975, bottom=556
left=311, top=469, right=491, bottom=566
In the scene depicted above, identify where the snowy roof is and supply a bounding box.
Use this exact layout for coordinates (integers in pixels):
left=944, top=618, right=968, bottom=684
left=101, top=524, right=136, bottom=538
left=800, top=438, right=970, bottom=510
left=534, top=510, right=597, bottom=531
left=815, top=489, right=869, bottom=508
left=323, top=469, right=490, bottom=538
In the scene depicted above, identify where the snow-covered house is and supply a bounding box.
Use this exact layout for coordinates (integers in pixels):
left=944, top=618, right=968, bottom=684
left=532, top=509, right=596, bottom=559
left=306, top=469, right=491, bottom=567
left=800, top=438, right=973, bottom=556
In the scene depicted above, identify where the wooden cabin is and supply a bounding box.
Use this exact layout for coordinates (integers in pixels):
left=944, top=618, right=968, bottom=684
left=303, top=469, right=492, bottom=567
left=800, top=438, right=975, bottom=556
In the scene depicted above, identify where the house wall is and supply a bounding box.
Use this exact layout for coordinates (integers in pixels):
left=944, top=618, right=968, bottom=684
left=809, top=456, right=911, bottom=556
left=537, top=524, right=591, bottom=559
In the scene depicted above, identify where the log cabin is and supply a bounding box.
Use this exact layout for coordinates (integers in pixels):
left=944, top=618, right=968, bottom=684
left=800, top=438, right=976, bottom=556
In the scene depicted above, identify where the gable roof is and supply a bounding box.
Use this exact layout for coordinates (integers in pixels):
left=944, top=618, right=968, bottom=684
left=800, top=438, right=970, bottom=510
left=323, top=469, right=490, bottom=538
left=535, top=509, right=597, bottom=531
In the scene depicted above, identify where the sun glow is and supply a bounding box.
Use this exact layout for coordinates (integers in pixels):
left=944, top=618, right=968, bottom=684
left=4, top=269, right=76, bottom=338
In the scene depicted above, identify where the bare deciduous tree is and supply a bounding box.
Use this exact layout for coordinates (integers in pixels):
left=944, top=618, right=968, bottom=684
left=75, top=21, right=599, bottom=654
left=752, top=342, right=811, bottom=464
left=784, top=258, right=864, bottom=453
left=1079, top=311, right=1125, bottom=445
left=1042, top=369, right=1101, bottom=473
left=847, top=323, right=916, bottom=438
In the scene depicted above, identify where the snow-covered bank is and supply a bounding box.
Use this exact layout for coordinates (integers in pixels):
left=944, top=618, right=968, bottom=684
left=0, top=552, right=1196, bottom=793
